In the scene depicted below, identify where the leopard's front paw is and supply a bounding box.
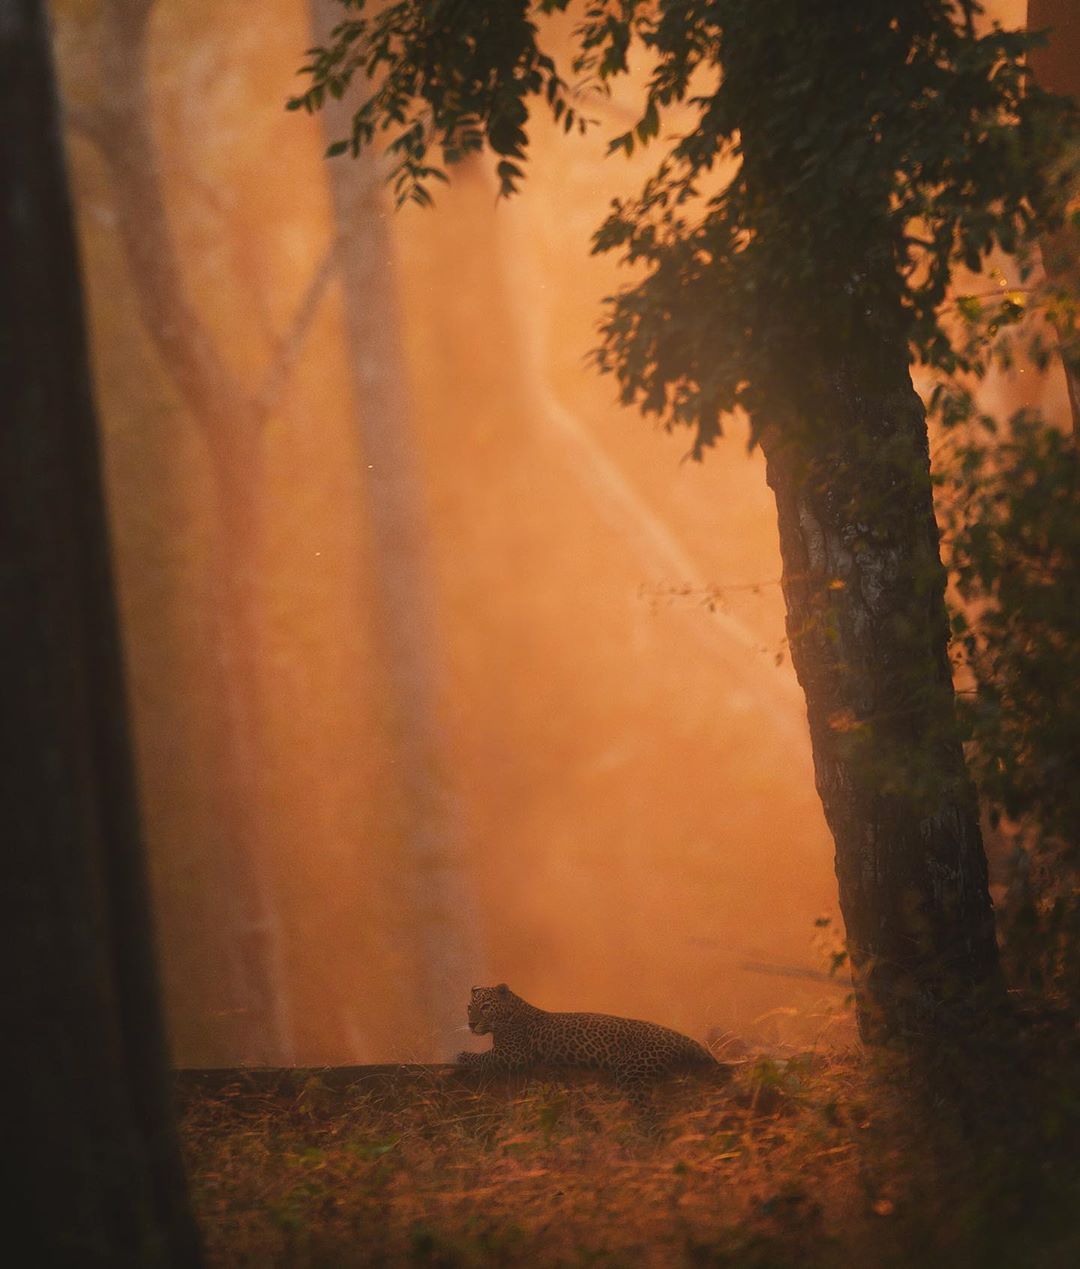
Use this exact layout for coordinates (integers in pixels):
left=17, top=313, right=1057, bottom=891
left=456, top=1050, right=483, bottom=1066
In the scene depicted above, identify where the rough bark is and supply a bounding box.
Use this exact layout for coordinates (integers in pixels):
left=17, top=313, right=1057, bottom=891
left=88, top=0, right=295, bottom=1064
left=310, top=0, right=484, bottom=1054
left=0, top=0, right=201, bottom=1260
left=761, top=359, right=1001, bottom=1042
left=708, top=6, right=1006, bottom=1043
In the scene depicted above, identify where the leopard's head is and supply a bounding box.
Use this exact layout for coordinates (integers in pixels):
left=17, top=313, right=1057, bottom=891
left=467, top=983, right=523, bottom=1034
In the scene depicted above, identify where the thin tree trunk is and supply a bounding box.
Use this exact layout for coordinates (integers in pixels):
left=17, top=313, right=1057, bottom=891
left=1, top=0, right=201, bottom=1260
left=309, top=0, right=483, bottom=1053
left=90, top=0, right=294, bottom=1064
left=203, top=431, right=296, bottom=1067
left=761, top=361, right=1001, bottom=1042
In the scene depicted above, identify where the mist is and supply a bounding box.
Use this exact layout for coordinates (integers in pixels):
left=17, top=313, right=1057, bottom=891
left=51, top=0, right=875, bottom=1068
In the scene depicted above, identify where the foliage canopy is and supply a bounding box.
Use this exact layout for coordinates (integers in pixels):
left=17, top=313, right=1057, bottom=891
left=291, top=0, right=1079, bottom=454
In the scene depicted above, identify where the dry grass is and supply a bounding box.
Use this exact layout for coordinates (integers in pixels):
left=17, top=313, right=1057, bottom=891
left=178, top=1042, right=1080, bottom=1268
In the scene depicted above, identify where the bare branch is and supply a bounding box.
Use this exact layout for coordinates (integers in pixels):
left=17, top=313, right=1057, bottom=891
left=256, top=235, right=343, bottom=413
left=96, top=0, right=260, bottom=457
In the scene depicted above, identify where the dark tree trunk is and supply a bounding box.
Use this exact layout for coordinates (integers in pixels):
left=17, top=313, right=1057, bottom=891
left=0, top=1, right=201, bottom=1262
left=714, top=6, right=1005, bottom=1043
left=761, top=359, right=1001, bottom=1042
left=1027, top=0, right=1080, bottom=433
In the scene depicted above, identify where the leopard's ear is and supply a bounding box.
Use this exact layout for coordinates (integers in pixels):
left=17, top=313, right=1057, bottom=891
left=495, top=982, right=510, bottom=996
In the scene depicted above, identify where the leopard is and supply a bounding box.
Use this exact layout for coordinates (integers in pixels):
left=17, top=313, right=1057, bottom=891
left=455, top=983, right=725, bottom=1091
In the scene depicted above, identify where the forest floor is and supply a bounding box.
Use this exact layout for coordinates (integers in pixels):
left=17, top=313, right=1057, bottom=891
left=177, top=1022, right=1080, bottom=1268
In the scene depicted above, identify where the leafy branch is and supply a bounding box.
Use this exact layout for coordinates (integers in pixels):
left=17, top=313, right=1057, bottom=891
left=292, top=2, right=1079, bottom=458
left=288, top=0, right=590, bottom=200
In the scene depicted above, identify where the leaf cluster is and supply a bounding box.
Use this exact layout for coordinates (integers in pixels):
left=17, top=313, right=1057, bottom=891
left=288, top=0, right=583, bottom=201
left=583, top=1, right=1078, bottom=453
left=293, top=1, right=1078, bottom=456
left=933, top=389, right=1079, bottom=1002
left=942, top=413, right=1079, bottom=846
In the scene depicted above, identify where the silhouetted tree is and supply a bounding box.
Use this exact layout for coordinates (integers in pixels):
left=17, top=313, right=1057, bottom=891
left=0, top=1, right=201, bottom=1262
left=293, top=0, right=1078, bottom=1041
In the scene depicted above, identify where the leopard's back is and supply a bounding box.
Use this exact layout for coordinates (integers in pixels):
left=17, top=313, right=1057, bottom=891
left=525, top=1009, right=717, bottom=1078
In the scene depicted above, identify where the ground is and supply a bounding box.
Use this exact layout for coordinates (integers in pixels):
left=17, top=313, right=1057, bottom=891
left=178, top=1030, right=1080, bottom=1268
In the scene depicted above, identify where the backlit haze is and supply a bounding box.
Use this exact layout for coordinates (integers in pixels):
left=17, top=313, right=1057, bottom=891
left=49, top=0, right=1037, bottom=1066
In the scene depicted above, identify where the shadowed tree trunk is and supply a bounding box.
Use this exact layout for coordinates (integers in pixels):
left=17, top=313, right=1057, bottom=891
left=0, top=1, right=201, bottom=1261
left=1027, top=0, right=1080, bottom=432
left=708, top=9, right=1005, bottom=1043
left=761, top=357, right=1000, bottom=1043
left=309, top=0, right=484, bottom=1054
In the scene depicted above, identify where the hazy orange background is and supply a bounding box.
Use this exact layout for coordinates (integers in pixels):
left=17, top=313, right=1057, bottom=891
left=50, top=0, right=1043, bottom=1065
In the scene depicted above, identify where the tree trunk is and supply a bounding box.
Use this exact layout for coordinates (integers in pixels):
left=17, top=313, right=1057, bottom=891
left=203, top=431, right=296, bottom=1066
left=0, top=0, right=201, bottom=1261
left=92, top=0, right=295, bottom=1064
left=1027, top=0, right=1080, bottom=433
left=712, top=6, right=1005, bottom=1043
left=309, top=0, right=484, bottom=1055
left=761, top=359, right=1001, bottom=1042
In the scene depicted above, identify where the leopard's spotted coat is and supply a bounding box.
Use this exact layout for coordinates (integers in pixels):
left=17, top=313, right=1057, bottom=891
left=456, top=983, right=722, bottom=1089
